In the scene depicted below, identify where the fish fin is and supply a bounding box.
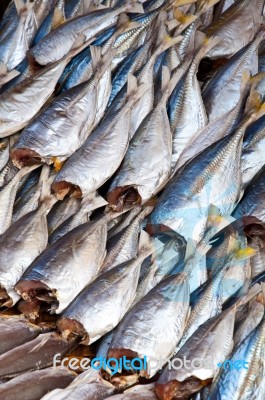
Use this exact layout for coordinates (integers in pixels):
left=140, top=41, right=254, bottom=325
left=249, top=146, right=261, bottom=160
left=81, top=193, right=108, bottom=212
left=172, top=0, right=197, bottom=7
left=17, top=164, right=40, bottom=179
left=123, top=0, right=144, bottom=14
left=138, top=230, right=164, bottom=258
left=14, top=0, right=33, bottom=15
left=233, top=247, right=256, bottom=261
left=90, top=45, right=103, bottom=69
left=116, top=13, right=141, bottom=33
left=184, top=238, right=197, bottom=262
left=173, top=8, right=197, bottom=25
left=161, top=66, right=171, bottom=92
left=193, top=35, right=221, bottom=65
left=196, top=0, right=220, bottom=14
left=155, top=33, right=183, bottom=57
left=52, top=3, right=66, bottom=29
left=245, top=72, right=265, bottom=115
left=39, top=165, right=52, bottom=202
left=195, top=30, right=207, bottom=49
left=127, top=73, right=138, bottom=97
left=234, top=283, right=262, bottom=309
left=166, top=19, right=179, bottom=31
left=0, top=63, right=7, bottom=76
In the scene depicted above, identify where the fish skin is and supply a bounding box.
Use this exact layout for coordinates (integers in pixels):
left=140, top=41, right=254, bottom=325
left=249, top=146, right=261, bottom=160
left=11, top=45, right=116, bottom=166
left=106, top=383, right=158, bottom=399
left=107, top=61, right=188, bottom=210
left=202, top=34, right=263, bottom=122
left=147, top=122, right=245, bottom=242
left=58, top=27, right=114, bottom=93
left=207, top=313, right=265, bottom=400
left=0, top=332, right=76, bottom=379
left=12, top=165, right=53, bottom=223
left=170, top=38, right=220, bottom=171
left=0, top=159, right=19, bottom=188
left=0, top=1, right=37, bottom=71
left=30, top=2, right=144, bottom=66
left=51, top=79, right=149, bottom=198
left=241, top=114, right=265, bottom=189
left=15, top=215, right=108, bottom=314
left=155, top=309, right=236, bottom=400
left=232, top=166, right=265, bottom=223
left=108, top=273, right=190, bottom=378
left=47, top=196, right=81, bottom=235
left=0, top=165, right=38, bottom=235
left=0, top=315, right=41, bottom=355
left=40, top=368, right=115, bottom=400
left=173, top=81, right=248, bottom=172
left=102, top=206, right=153, bottom=271
left=57, top=234, right=153, bottom=344
left=0, top=52, right=84, bottom=138
left=204, top=0, right=265, bottom=59
left=0, top=137, right=9, bottom=171
left=108, top=41, right=150, bottom=106
left=107, top=206, right=142, bottom=239
left=48, top=194, right=107, bottom=244
left=248, top=235, right=265, bottom=278
left=213, top=0, right=235, bottom=20
left=0, top=367, right=77, bottom=400
left=234, top=301, right=264, bottom=347
left=0, top=196, right=54, bottom=307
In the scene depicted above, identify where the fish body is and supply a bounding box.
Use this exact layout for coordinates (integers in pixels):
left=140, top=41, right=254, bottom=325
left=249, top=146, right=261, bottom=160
left=30, top=2, right=144, bottom=66
left=0, top=367, right=77, bottom=400
left=109, top=273, right=190, bottom=378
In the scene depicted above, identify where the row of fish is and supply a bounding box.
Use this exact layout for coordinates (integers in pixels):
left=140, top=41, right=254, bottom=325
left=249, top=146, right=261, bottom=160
left=0, top=0, right=264, bottom=399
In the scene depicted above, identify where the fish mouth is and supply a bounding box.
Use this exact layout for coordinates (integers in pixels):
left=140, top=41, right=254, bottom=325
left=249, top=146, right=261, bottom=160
left=52, top=180, right=82, bottom=200
left=57, top=317, right=88, bottom=343
left=155, top=378, right=212, bottom=400
left=107, top=186, right=142, bottom=211
left=11, top=148, right=42, bottom=168
left=15, top=280, right=59, bottom=315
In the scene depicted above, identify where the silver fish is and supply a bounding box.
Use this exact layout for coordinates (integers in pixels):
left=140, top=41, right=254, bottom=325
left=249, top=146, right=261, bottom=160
left=57, top=231, right=154, bottom=345
left=0, top=367, right=77, bottom=400
left=0, top=165, right=38, bottom=235
left=108, top=273, right=190, bottom=378
left=107, top=62, right=188, bottom=210
left=204, top=0, right=264, bottom=59
left=202, top=33, right=263, bottom=122
left=102, top=205, right=153, bottom=271
left=15, top=211, right=109, bottom=314
left=207, top=312, right=265, bottom=400
left=51, top=77, right=149, bottom=199
left=0, top=195, right=56, bottom=307
left=49, top=193, right=107, bottom=244
left=29, top=1, right=144, bottom=66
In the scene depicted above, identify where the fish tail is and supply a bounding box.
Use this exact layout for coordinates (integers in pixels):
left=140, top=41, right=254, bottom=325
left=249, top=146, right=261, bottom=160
left=52, top=0, right=66, bottom=29
left=138, top=230, right=164, bottom=259
left=81, top=192, right=108, bottom=212
left=122, top=0, right=144, bottom=15
left=126, top=73, right=150, bottom=104
left=16, top=164, right=40, bottom=179
left=193, top=35, right=221, bottom=65
left=196, top=0, right=221, bottom=14
left=14, top=0, right=34, bottom=15
left=173, top=8, right=197, bottom=27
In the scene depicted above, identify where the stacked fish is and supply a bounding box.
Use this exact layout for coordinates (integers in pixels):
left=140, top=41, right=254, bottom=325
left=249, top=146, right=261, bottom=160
left=0, top=0, right=264, bottom=398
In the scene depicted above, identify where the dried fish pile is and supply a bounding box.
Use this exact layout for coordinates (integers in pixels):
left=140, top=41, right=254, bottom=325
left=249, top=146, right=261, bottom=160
left=0, top=0, right=265, bottom=399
